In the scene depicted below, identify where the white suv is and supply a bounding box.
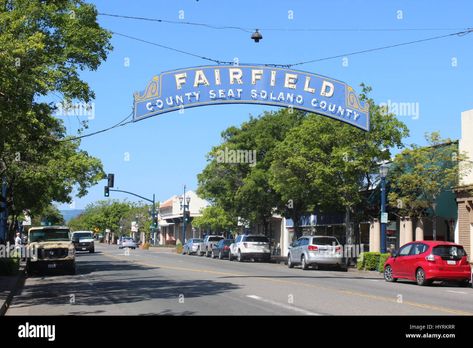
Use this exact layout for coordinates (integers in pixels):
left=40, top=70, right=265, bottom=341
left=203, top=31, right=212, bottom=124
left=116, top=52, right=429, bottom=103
left=229, top=235, right=271, bottom=262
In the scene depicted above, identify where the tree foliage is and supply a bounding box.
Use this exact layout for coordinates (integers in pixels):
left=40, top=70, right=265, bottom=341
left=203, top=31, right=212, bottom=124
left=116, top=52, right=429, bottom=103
left=388, top=132, right=470, bottom=218
left=192, top=205, right=236, bottom=233
left=0, top=1, right=112, bottom=239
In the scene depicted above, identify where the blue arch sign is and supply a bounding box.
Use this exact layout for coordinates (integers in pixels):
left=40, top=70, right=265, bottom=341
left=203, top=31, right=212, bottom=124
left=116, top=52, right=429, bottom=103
left=133, top=65, right=369, bottom=131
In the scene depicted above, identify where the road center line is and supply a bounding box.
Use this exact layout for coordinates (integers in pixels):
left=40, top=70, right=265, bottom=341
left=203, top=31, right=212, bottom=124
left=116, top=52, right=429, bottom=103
left=246, top=295, right=320, bottom=315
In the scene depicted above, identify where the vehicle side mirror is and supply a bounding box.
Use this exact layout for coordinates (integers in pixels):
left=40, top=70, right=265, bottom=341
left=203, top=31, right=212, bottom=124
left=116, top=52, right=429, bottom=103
left=391, top=250, right=398, bottom=258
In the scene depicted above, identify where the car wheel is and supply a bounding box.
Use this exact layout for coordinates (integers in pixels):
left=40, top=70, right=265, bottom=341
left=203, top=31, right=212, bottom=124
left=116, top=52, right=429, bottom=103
left=228, top=252, right=233, bottom=261
left=287, top=254, right=294, bottom=268
left=384, top=265, right=397, bottom=282
left=237, top=250, right=243, bottom=262
left=301, top=255, right=308, bottom=270
left=416, top=268, right=431, bottom=286
left=218, top=251, right=223, bottom=260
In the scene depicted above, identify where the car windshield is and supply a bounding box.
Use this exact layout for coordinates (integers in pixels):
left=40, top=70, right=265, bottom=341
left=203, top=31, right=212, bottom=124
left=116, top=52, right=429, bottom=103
left=433, top=245, right=466, bottom=259
left=245, top=236, right=269, bottom=243
left=312, top=237, right=339, bottom=246
left=29, top=229, right=70, bottom=242
left=208, top=236, right=223, bottom=241
left=72, top=232, right=93, bottom=240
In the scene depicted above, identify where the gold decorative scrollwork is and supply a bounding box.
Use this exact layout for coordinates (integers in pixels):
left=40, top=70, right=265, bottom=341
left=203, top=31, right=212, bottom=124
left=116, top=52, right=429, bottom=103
left=134, top=76, right=160, bottom=101
left=346, top=85, right=369, bottom=113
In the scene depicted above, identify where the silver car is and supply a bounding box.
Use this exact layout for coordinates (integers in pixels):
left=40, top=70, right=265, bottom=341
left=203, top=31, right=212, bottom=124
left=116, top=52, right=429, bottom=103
left=183, top=238, right=204, bottom=255
left=287, top=235, right=346, bottom=271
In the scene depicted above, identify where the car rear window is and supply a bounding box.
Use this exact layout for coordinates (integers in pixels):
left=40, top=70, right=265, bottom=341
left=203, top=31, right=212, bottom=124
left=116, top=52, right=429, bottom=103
left=433, top=245, right=466, bottom=259
left=223, top=240, right=234, bottom=245
left=244, top=236, right=269, bottom=243
left=208, top=236, right=224, bottom=241
left=311, top=237, right=339, bottom=246
left=193, top=239, right=203, bottom=243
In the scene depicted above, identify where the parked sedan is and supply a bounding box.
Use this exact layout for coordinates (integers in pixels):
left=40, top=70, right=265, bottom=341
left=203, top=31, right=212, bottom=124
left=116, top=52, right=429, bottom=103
left=211, top=239, right=234, bottom=259
left=118, top=237, right=137, bottom=249
left=384, top=241, right=472, bottom=286
left=183, top=238, right=204, bottom=255
left=287, top=235, right=346, bottom=271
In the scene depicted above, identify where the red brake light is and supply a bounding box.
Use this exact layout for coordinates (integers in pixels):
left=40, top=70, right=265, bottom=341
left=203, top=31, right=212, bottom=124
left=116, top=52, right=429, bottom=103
left=224, top=246, right=229, bottom=250
left=335, top=246, right=342, bottom=253
left=308, top=245, right=318, bottom=251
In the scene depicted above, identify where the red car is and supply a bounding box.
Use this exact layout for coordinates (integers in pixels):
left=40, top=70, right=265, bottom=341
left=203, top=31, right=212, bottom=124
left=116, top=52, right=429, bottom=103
left=384, top=241, right=472, bottom=286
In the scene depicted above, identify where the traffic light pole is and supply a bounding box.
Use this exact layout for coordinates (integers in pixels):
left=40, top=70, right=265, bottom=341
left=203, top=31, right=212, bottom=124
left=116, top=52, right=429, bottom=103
left=108, top=189, right=158, bottom=244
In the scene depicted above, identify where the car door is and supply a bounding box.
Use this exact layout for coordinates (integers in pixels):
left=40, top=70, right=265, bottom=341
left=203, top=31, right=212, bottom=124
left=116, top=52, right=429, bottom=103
left=393, top=243, right=414, bottom=277
left=406, top=243, right=428, bottom=279
left=289, top=239, right=300, bottom=262
left=231, top=235, right=241, bottom=256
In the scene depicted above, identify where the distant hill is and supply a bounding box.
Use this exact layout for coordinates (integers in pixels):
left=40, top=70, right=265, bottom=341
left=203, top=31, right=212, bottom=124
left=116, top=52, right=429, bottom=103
left=60, top=209, right=84, bottom=223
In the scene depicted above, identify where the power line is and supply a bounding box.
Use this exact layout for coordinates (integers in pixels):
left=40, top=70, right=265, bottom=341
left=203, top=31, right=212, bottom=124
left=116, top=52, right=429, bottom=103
left=99, top=13, right=467, bottom=33
left=288, top=28, right=473, bottom=67
left=111, top=31, right=231, bottom=65
left=110, top=28, right=473, bottom=68
left=99, top=13, right=252, bottom=33
left=59, top=112, right=133, bottom=142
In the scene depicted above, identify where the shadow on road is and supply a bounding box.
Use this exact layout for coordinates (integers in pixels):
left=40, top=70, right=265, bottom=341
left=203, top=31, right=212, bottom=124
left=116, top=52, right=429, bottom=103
left=14, top=259, right=240, bottom=309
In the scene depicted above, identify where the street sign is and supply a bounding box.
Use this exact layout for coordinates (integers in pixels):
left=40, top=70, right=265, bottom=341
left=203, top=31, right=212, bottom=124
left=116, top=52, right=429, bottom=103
left=133, top=65, right=370, bottom=131
left=381, top=212, right=388, bottom=224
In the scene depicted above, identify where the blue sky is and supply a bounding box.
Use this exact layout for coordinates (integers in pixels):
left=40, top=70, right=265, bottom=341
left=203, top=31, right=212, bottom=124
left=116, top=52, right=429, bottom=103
left=56, top=0, right=473, bottom=210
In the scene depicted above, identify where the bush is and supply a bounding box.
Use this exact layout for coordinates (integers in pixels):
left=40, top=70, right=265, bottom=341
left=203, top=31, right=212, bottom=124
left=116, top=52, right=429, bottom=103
left=176, top=243, right=183, bottom=254
left=364, top=252, right=381, bottom=270
left=0, top=258, right=19, bottom=276
left=356, top=253, right=365, bottom=270
left=141, top=242, right=150, bottom=250
left=378, top=253, right=391, bottom=273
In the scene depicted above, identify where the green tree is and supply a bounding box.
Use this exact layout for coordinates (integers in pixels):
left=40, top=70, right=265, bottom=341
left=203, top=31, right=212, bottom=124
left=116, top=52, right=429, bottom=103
left=30, top=204, right=65, bottom=226
left=0, top=1, right=112, bottom=239
left=192, top=205, right=237, bottom=234
left=197, top=109, right=305, bottom=235
left=270, top=85, right=409, bottom=239
left=388, top=132, right=471, bottom=240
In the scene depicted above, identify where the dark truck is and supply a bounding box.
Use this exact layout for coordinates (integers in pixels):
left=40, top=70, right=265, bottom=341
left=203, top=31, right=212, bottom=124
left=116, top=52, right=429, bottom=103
left=71, top=231, right=95, bottom=253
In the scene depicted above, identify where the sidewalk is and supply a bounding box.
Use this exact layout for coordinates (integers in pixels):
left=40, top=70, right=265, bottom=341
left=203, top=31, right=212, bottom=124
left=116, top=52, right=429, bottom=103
left=0, top=270, right=25, bottom=315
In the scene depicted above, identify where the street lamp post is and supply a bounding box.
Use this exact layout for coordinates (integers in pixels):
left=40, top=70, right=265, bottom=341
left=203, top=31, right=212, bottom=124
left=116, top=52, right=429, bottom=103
left=380, top=163, right=389, bottom=253
left=179, top=185, right=191, bottom=244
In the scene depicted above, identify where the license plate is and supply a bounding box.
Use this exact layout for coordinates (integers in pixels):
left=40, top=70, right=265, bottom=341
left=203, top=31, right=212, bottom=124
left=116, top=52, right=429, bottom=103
left=447, top=260, right=456, bottom=265
left=47, top=263, right=56, bottom=269
left=82, top=248, right=87, bottom=250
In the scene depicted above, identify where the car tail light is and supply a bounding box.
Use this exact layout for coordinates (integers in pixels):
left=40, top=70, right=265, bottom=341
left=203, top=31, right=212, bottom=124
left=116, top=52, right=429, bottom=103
left=308, top=245, right=318, bottom=251
left=243, top=243, right=248, bottom=248
left=425, top=254, right=435, bottom=262
left=335, top=246, right=342, bottom=253
left=224, top=246, right=229, bottom=250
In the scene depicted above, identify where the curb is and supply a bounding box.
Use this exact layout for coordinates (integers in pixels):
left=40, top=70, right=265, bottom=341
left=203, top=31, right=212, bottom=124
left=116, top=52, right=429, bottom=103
left=0, top=267, right=25, bottom=316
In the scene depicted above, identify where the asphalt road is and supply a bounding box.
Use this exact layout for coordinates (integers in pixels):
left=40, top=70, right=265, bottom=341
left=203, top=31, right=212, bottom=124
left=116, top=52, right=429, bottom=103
left=6, top=244, right=473, bottom=315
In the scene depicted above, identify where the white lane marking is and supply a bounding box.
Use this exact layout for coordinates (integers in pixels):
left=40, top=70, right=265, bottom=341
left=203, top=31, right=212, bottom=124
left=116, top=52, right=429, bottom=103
left=446, top=290, right=467, bottom=294
left=246, top=295, right=320, bottom=315
left=368, top=279, right=381, bottom=282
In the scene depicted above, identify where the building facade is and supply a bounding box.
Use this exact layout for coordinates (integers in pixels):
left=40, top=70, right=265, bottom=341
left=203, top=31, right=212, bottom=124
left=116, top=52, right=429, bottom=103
left=455, top=109, right=473, bottom=261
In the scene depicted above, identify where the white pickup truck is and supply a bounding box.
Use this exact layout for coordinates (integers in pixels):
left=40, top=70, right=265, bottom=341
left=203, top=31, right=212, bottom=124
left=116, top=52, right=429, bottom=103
left=199, top=235, right=224, bottom=257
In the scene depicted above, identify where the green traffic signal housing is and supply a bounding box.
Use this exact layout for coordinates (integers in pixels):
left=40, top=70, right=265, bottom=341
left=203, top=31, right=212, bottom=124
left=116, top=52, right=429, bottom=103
left=104, top=186, right=110, bottom=197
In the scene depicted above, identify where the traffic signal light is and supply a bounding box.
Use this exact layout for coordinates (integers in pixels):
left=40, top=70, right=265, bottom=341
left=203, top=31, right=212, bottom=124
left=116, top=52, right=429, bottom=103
left=184, top=210, right=191, bottom=223
left=107, top=173, right=114, bottom=188
left=104, top=186, right=109, bottom=197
